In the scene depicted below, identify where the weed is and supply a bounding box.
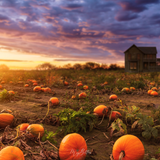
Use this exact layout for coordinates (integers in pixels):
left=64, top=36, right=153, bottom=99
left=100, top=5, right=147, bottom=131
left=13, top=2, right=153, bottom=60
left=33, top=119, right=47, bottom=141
left=54, top=108, right=97, bottom=135
left=0, top=89, right=12, bottom=101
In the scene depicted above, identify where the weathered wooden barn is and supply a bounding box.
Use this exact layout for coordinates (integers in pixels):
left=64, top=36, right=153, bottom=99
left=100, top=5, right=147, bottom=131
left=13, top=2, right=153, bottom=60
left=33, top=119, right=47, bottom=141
left=124, top=44, right=160, bottom=72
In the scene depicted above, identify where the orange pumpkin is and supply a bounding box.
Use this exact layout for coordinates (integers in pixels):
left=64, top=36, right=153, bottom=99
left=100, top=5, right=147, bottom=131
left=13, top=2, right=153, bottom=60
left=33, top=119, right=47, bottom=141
left=112, top=134, right=144, bottom=160
left=121, top=87, right=130, bottom=93
left=0, top=146, right=25, bottom=160
left=77, top=83, right=83, bottom=87
left=26, top=124, right=44, bottom=138
left=109, top=94, right=117, bottom=101
left=44, top=87, right=52, bottom=93
left=9, top=81, right=13, bottom=84
left=1, top=81, right=5, bottom=84
left=33, top=86, right=41, bottom=92
left=0, top=85, right=2, bottom=89
left=79, top=92, right=87, bottom=99
left=71, top=95, right=76, bottom=99
left=148, top=90, right=153, bottom=95
left=33, top=82, right=38, bottom=86
left=150, top=91, right=158, bottom=96
left=130, top=87, right=135, bottom=91
left=64, top=81, right=69, bottom=86
left=24, top=84, right=29, bottom=87
left=83, top=85, right=88, bottom=90
left=93, top=105, right=108, bottom=117
left=49, top=97, right=59, bottom=105
left=150, top=82, right=155, bottom=86
left=0, top=113, right=14, bottom=128
left=19, top=123, right=30, bottom=131
left=109, top=111, right=122, bottom=121
left=41, top=88, right=45, bottom=92
left=104, top=82, right=108, bottom=85
left=8, top=91, right=15, bottom=95
left=32, top=80, right=37, bottom=83
left=59, top=133, right=87, bottom=160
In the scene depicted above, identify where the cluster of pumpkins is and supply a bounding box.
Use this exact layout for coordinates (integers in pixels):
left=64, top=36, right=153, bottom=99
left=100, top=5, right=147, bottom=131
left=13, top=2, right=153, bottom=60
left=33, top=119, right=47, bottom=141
left=0, top=109, right=45, bottom=160
left=148, top=87, right=159, bottom=96
left=59, top=133, right=145, bottom=160
left=0, top=129, right=145, bottom=160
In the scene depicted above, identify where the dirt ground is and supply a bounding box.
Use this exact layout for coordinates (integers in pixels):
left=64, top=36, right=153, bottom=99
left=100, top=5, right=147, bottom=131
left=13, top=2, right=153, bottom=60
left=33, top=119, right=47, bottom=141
left=0, top=83, right=160, bottom=160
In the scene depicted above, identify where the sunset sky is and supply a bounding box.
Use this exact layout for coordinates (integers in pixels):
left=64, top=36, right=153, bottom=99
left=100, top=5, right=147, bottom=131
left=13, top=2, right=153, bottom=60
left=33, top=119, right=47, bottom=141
left=0, top=0, right=160, bottom=70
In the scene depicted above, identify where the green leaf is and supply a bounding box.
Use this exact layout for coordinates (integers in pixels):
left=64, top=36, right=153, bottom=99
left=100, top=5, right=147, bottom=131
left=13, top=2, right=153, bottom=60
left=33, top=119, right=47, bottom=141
left=111, top=122, right=119, bottom=132
left=142, top=130, right=151, bottom=139
left=152, top=127, right=158, bottom=138
left=132, top=105, right=140, bottom=113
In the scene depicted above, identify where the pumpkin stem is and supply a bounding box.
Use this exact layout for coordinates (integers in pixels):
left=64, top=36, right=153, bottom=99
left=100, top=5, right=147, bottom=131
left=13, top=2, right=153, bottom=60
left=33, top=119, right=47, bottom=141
left=119, top=151, right=125, bottom=160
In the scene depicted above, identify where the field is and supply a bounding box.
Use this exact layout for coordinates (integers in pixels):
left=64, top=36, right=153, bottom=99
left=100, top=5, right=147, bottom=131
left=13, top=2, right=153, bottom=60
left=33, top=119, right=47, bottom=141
left=0, top=69, right=160, bottom=160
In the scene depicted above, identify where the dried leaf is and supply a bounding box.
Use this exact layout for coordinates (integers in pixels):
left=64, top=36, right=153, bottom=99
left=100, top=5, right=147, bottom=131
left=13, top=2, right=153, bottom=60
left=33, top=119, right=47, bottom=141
left=131, top=120, right=139, bottom=129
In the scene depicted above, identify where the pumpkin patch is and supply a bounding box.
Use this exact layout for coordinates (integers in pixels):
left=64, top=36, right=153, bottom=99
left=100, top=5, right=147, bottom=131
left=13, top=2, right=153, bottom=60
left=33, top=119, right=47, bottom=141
left=0, top=67, right=159, bottom=159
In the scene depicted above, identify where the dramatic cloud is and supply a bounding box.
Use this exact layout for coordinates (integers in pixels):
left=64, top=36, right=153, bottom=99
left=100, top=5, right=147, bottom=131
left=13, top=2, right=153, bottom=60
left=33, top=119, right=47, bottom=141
left=119, top=1, right=147, bottom=12
left=0, top=0, right=160, bottom=67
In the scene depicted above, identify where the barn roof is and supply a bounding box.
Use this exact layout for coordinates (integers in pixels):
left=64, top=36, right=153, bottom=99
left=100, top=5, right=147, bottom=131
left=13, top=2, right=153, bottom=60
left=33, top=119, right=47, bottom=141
left=124, top=44, right=157, bottom=54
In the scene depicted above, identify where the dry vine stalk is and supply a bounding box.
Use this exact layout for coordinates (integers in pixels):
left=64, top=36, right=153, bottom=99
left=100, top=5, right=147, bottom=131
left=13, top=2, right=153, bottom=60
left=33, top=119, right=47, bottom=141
left=41, top=100, right=52, bottom=123
left=98, top=107, right=111, bottom=125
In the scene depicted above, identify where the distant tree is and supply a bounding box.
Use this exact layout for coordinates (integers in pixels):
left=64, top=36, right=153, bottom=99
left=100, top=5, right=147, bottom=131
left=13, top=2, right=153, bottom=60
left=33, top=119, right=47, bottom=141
left=0, top=64, right=9, bottom=71
left=108, top=64, right=120, bottom=70
left=100, top=63, right=108, bottom=69
left=83, top=62, right=100, bottom=69
left=63, top=63, right=73, bottom=69
left=36, top=62, right=56, bottom=70
left=94, top=63, right=100, bottom=69
left=73, top=63, right=82, bottom=70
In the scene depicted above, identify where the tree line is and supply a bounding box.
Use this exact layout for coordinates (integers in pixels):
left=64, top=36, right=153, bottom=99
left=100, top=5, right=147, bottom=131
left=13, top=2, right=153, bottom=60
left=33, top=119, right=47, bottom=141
left=36, top=62, right=124, bottom=70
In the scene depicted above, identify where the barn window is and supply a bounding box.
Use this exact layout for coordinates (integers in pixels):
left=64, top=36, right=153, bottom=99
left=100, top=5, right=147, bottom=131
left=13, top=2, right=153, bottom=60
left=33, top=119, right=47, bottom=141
left=137, top=54, right=140, bottom=60
left=130, top=62, right=137, bottom=70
